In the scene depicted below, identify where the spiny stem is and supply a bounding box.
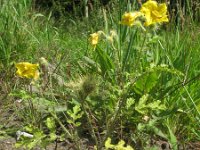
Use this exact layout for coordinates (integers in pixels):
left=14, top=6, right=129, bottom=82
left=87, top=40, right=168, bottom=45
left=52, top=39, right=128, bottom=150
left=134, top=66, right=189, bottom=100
left=81, top=102, right=99, bottom=149
left=50, top=112, right=72, bottom=138
left=99, top=89, right=127, bottom=150
left=50, top=112, right=81, bottom=149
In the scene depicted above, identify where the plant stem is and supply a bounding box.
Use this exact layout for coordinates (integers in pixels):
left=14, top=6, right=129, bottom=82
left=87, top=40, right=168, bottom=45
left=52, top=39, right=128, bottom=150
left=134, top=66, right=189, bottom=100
left=99, top=89, right=127, bottom=149
left=50, top=112, right=82, bottom=149
left=81, top=102, right=99, bottom=149
left=50, top=112, right=72, bottom=138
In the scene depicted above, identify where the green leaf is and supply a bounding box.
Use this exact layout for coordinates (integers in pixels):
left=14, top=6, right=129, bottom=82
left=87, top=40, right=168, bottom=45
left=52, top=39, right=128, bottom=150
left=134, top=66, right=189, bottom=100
left=49, top=133, right=57, bottom=141
left=96, top=46, right=114, bottom=75
left=31, top=97, right=57, bottom=112
left=126, top=98, right=135, bottom=109
left=24, top=125, right=34, bottom=133
left=134, top=72, right=158, bottom=94
left=67, top=119, right=73, bottom=124
left=135, top=94, right=166, bottom=114
left=167, top=125, right=178, bottom=150
left=82, top=56, right=101, bottom=73
left=147, top=64, right=184, bottom=76
left=135, top=94, right=149, bottom=114
left=122, top=29, right=138, bottom=71
left=147, top=100, right=166, bottom=111
left=75, top=122, right=81, bottom=127
left=46, top=117, right=56, bottom=130
left=67, top=105, right=83, bottom=126
left=138, top=119, right=168, bottom=140
left=73, top=105, right=81, bottom=115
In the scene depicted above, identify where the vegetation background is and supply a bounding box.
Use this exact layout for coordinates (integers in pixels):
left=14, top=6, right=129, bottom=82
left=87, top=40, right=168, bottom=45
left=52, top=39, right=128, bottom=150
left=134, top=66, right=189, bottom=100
left=0, top=0, right=200, bottom=149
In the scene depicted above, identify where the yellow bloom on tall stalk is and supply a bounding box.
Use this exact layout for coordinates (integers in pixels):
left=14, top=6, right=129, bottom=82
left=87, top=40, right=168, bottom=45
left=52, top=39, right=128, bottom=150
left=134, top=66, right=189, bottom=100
left=120, top=12, right=142, bottom=27
left=140, top=0, right=169, bottom=26
left=89, top=32, right=99, bottom=47
left=15, top=62, right=39, bottom=80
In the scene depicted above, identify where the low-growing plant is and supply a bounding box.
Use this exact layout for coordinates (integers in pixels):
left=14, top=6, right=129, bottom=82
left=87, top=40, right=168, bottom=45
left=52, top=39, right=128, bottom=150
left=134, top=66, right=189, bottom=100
left=1, top=0, right=200, bottom=150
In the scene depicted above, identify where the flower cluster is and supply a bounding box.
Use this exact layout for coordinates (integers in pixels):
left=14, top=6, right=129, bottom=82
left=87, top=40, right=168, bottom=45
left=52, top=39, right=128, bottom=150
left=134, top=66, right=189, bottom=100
left=89, top=0, right=169, bottom=47
left=121, top=0, right=168, bottom=27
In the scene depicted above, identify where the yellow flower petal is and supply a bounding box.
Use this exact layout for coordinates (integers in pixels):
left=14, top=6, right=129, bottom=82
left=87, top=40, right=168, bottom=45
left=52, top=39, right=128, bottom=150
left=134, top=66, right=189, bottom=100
left=120, top=11, right=142, bottom=27
left=15, top=62, right=39, bottom=80
left=140, top=0, right=169, bottom=26
left=89, top=32, right=99, bottom=47
left=142, top=0, right=158, bottom=10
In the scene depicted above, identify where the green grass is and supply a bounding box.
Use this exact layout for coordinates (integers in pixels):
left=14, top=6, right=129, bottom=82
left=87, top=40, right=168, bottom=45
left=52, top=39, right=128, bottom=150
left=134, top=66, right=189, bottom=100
left=0, top=0, right=200, bottom=149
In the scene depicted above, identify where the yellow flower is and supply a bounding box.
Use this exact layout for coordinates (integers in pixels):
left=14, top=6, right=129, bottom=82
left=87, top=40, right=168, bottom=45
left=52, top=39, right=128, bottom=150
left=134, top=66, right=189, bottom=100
left=120, top=12, right=142, bottom=27
left=89, top=32, right=99, bottom=47
left=15, top=62, right=39, bottom=80
left=140, top=0, right=169, bottom=26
